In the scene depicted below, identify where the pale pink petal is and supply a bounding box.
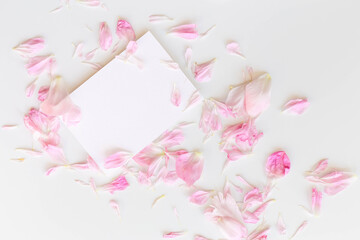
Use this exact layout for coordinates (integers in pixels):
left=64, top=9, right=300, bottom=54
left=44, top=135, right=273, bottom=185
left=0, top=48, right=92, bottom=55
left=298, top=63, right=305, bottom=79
left=174, top=150, right=204, bottom=186
left=290, top=221, right=307, bottom=240
left=277, top=214, right=286, bottom=235
left=84, top=48, right=98, bottom=61
left=86, top=155, right=102, bottom=172
left=40, top=76, right=81, bottom=126
left=2, top=124, right=18, bottom=129
left=189, top=190, right=211, bottom=205
left=244, top=73, right=271, bottom=117
left=99, top=22, right=112, bottom=51
left=109, top=200, right=121, bottom=216
left=45, top=166, right=59, bottom=176
left=104, top=151, right=132, bottom=169
left=25, top=79, right=37, bottom=97
left=125, top=40, right=138, bottom=55
left=226, top=42, right=246, bottom=59
left=247, top=227, right=269, bottom=240
left=243, top=188, right=263, bottom=207
left=161, top=59, right=179, bottom=70
left=72, top=42, right=84, bottom=58
left=194, top=59, right=215, bottom=82
left=225, top=83, right=246, bottom=118
left=283, top=98, right=309, bottom=115
left=163, top=232, right=184, bottom=238
left=194, top=235, right=210, bottom=240
left=169, top=24, right=198, bottom=39
left=266, top=151, right=290, bottom=178
left=137, top=171, right=151, bottom=185
left=307, top=159, right=328, bottom=175
left=82, top=61, right=102, bottom=70
left=215, top=216, right=247, bottom=240
left=44, top=144, right=66, bottom=163
left=133, top=144, right=164, bottom=167
left=224, top=147, right=244, bottom=162
left=155, top=128, right=184, bottom=148
left=311, top=187, right=322, bottom=215
left=183, top=90, right=201, bottom=111
left=26, top=55, right=56, bottom=76
left=199, top=100, right=222, bottom=136
left=171, top=84, right=181, bottom=107
left=38, top=86, right=49, bottom=102
left=116, top=19, right=136, bottom=41
left=149, top=14, right=173, bottom=23
left=13, top=37, right=45, bottom=58
left=77, top=0, right=101, bottom=7
left=101, top=175, right=129, bottom=194
left=236, top=175, right=255, bottom=189
left=162, top=170, right=178, bottom=184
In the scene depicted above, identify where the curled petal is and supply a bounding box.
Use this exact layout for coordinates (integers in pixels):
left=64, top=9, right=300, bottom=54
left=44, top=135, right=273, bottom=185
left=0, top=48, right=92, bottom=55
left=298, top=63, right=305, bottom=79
left=99, top=22, right=112, bottom=51
left=194, top=59, right=215, bottom=83
left=174, top=150, right=204, bottom=186
left=266, top=151, right=290, bottom=178
left=169, top=24, right=198, bottom=39
left=13, top=37, right=45, bottom=58
left=38, top=86, right=49, bottom=101
left=283, top=98, right=309, bottom=115
left=116, top=19, right=136, bottom=41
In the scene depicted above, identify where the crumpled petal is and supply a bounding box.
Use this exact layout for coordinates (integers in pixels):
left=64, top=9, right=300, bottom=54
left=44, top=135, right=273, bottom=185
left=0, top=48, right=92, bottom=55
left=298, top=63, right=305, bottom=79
left=266, top=151, right=290, bottom=178
left=189, top=190, right=211, bottom=205
left=171, top=83, right=181, bottom=107
left=13, top=37, right=45, bottom=58
left=104, top=151, right=132, bottom=169
left=40, top=76, right=81, bottom=126
left=101, top=175, right=129, bottom=194
left=26, top=55, right=56, bottom=76
left=283, top=98, right=309, bottom=115
left=311, top=187, right=322, bottom=215
left=116, top=19, right=136, bottom=41
left=194, top=59, right=215, bottom=82
left=226, top=42, right=246, bottom=59
left=174, top=150, right=204, bottom=185
left=169, top=24, right=198, bottom=39
left=99, top=22, right=112, bottom=51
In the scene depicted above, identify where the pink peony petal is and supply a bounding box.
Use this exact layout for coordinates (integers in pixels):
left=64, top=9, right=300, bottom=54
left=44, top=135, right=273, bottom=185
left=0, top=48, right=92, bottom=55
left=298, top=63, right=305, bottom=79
left=171, top=83, right=181, bottom=107
left=26, top=55, right=56, bottom=76
left=149, top=14, right=173, bottom=23
left=169, top=24, right=198, bottom=39
left=247, top=227, right=269, bottom=240
left=199, top=100, right=222, bottom=136
left=99, top=22, right=112, bottom=51
left=72, top=42, right=84, bottom=58
left=283, top=98, right=309, bottom=115
left=101, top=175, right=129, bottom=194
left=266, top=151, right=290, bottom=178
left=25, top=79, right=37, bottom=97
left=189, top=190, right=211, bottom=205
left=194, top=235, right=210, bottom=240
left=215, top=216, right=247, bottom=240
left=155, top=128, right=184, bottom=148
left=133, top=144, right=164, bottom=167
left=194, top=59, right=215, bottom=83
left=86, top=155, right=102, bottom=172
left=277, top=214, right=287, bottom=235
left=226, top=42, right=246, bottom=59
left=40, top=76, right=81, bottom=126
left=38, top=86, right=49, bottom=101
left=109, top=200, right=121, bottom=216
left=163, top=232, right=184, bottom=238
left=174, top=150, right=204, bottom=186
left=311, top=187, right=322, bottom=215
left=185, top=47, right=192, bottom=68
left=13, top=37, right=45, bottom=58
left=244, top=73, right=271, bottom=117
left=183, top=90, right=201, bottom=111
left=77, top=0, right=101, bottom=7
left=104, top=151, right=132, bottom=169
left=44, top=144, right=66, bottom=163
left=84, top=48, right=98, bottom=61
left=161, top=59, right=179, bottom=70
left=307, top=159, right=328, bottom=176
left=116, top=19, right=136, bottom=41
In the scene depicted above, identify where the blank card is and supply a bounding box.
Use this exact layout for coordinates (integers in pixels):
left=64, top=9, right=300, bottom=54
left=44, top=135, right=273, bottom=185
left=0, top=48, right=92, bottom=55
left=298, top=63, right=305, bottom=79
left=68, top=32, right=198, bottom=164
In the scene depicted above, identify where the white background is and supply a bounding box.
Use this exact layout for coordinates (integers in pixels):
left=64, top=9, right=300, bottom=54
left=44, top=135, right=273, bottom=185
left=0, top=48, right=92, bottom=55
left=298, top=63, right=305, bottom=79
left=1, top=0, right=360, bottom=239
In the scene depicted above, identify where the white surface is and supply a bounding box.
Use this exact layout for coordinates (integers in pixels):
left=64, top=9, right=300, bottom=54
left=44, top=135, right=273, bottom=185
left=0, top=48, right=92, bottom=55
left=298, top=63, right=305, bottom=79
left=69, top=31, right=198, bottom=164
left=1, top=0, right=360, bottom=240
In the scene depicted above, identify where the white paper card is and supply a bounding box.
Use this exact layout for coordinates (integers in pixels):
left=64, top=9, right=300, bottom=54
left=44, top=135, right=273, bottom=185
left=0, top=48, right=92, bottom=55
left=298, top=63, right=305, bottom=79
left=68, top=32, right=198, bottom=163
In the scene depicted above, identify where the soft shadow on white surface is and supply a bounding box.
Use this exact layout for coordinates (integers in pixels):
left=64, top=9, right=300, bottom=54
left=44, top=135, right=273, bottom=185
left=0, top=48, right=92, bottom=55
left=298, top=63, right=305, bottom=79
left=0, top=0, right=360, bottom=239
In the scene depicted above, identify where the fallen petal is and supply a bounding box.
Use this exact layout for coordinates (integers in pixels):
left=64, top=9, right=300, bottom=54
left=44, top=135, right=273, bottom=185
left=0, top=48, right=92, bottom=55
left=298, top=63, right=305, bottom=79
left=99, top=22, right=112, bottom=51
left=194, top=59, right=215, bottom=83
left=283, top=98, right=309, bottom=115
left=266, top=151, right=290, bottom=178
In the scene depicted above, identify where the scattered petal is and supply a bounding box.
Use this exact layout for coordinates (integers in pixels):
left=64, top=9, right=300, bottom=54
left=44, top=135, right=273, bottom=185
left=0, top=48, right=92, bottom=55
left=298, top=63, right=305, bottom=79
left=199, top=99, right=222, bottom=136
left=104, top=151, right=132, bottom=169
left=183, top=90, right=201, bottom=111
left=101, top=175, right=129, bottom=194
left=149, top=14, right=173, bottom=23
left=169, top=24, right=198, bottom=39
left=109, top=200, right=121, bottom=217
left=189, top=190, right=211, bottom=205
left=84, top=48, right=98, bottom=61
left=38, top=86, right=49, bottom=102
left=99, top=22, right=112, bottom=51
left=194, top=59, right=215, bottom=83
left=277, top=214, right=286, bottom=235
left=161, top=59, right=179, bottom=70
left=82, top=61, right=102, bottom=70
left=26, top=55, right=56, bottom=76
left=26, top=78, right=38, bottom=97
left=283, top=98, right=309, bottom=115
left=116, top=19, right=136, bottom=41
left=226, top=42, right=246, bottom=59
left=174, top=150, right=204, bottom=186
left=185, top=47, right=192, bottom=68
left=154, top=128, right=184, bottom=148
left=266, top=151, right=290, bottom=178
left=306, top=159, right=328, bottom=176
left=13, top=37, right=45, bottom=58
left=194, top=235, right=210, bottom=240
left=77, top=0, right=101, bottom=7
left=72, top=42, right=84, bottom=58
left=311, top=187, right=322, bottom=215
left=163, top=232, right=184, bottom=238
left=244, top=73, right=271, bottom=117
left=171, top=83, right=181, bottom=107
